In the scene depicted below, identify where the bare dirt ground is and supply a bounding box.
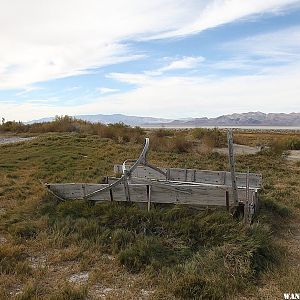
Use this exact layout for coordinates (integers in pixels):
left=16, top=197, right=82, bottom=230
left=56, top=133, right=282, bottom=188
left=214, top=143, right=261, bottom=155
left=215, top=144, right=300, bottom=161
left=0, top=136, right=35, bottom=145
left=287, top=150, right=300, bottom=161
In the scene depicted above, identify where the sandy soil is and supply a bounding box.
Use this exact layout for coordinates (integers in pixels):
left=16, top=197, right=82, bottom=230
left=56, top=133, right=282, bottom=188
left=215, top=144, right=300, bottom=161
left=214, top=143, right=261, bottom=155
left=0, top=136, right=35, bottom=145
left=287, top=150, right=300, bottom=161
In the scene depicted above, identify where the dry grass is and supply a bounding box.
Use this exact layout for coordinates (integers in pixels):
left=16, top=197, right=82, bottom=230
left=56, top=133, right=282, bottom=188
left=0, top=127, right=299, bottom=299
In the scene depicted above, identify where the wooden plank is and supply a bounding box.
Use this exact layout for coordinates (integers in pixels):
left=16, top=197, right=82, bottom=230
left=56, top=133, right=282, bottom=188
left=135, top=166, right=166, bottom=180
left=114, top=165, right=262, bottom=188
left=47, top=182, right=256, bottom=207
left=227, top=129, right=238, bottom=205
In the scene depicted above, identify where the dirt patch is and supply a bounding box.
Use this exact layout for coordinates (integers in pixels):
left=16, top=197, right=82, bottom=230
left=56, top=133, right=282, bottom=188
left=214, top=143, right=261, bottom=155
left=287, top=150, right=300, bottom=161
left=0, top=136, right=35, bottom=145
left=28, top=255, right=47, bottom=269
left=68, top=272, right=89, bottom=284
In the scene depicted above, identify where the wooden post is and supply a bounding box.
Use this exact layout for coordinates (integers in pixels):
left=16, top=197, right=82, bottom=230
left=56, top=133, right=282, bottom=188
left=166, top=168, right=170, bottom=180
left=227, top=129, right=238, bottom=205
left=225, top=190, right=230, bottom=211
left=244, top=168, right=250, bottom=222
left=147, top=185, right=151, bottom=212
left=123, top=172, right=131, bottom=201
left=109, top=189, right=114, bottom=202
left=192, top=169, right=196, bottom=182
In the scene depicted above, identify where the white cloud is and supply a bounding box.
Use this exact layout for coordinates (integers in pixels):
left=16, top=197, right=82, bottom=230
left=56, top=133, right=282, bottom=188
left=225, top=25, right=300, bottom=61
left=147, top=0, right=300, bottom=39
left=159, top=56, right=205, bottom=72
left=106, top=73, right=150, bottom=85
left=15, top=86, right=44, bottom=96
left=2, top=62, right=300, bottom=121
left=194, top=25, right=300, bottom=75
left=97, top=87, right=119, bottom=94
left=65, top=86, right=81, bottom=92
left=1, top=0, right=299, bottom=89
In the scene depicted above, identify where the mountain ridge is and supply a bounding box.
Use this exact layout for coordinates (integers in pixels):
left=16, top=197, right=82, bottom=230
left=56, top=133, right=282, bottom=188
left=28, top=112, right=300, bottom=126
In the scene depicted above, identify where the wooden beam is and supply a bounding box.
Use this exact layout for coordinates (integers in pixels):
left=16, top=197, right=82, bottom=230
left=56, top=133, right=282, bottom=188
left=227, top=129, right=238, bottom=205
left=46, top=182, right=256, bottom=208
left=114, top=165, right=262, bottom=188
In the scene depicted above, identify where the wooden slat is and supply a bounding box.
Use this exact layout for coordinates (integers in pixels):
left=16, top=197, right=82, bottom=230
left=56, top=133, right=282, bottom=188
left=47, top=182, right=256, bottom=207
left=227, top=129, right=238, bottom=205
left=114, top=165, right=262, bottom=188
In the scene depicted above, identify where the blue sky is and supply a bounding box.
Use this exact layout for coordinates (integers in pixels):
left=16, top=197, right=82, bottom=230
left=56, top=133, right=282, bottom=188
left=1, top=0, right=300, bottom=121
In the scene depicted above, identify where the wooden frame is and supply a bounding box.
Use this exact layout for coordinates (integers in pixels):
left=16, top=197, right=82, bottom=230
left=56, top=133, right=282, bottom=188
left=45, top=134, right=262, bottom=222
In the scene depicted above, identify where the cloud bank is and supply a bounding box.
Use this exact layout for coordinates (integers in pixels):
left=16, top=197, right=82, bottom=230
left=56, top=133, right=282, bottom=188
left=1, top=0, right=299, bottom=89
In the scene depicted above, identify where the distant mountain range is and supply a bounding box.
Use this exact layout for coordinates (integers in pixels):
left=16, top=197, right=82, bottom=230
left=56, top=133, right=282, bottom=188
left=165, top=112, right=300, bottom=127
left=28, top=114, right=172, bottom=126
left=28, top=112, right=300, bottom=127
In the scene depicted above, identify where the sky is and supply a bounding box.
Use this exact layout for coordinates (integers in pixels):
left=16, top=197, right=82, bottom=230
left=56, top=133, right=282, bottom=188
left=1, top=0, right=300, bottom=121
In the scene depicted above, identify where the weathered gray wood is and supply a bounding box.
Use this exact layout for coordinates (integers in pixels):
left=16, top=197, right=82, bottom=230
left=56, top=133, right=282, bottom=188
left=46, top=182, right=256, bottom=207
left=147, top=185, right=151, bottom=211
left=114, top=165, right=262, bottom=188
left=227, top=129, right=238, bottom=205
left=244, top=169, right=250, bottom=222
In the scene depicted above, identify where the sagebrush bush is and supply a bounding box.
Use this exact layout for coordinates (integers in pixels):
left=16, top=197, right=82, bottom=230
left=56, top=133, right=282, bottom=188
left=0, top=243, right=31, bottom=275
left=0, top=115, right=146, bottom=144
left=153, top=128, right=175, bottom=138
left=192, top=128, right=227, bottom=148
left=9, top=221, right=38, bottom=239
left=286, top=138, right=300, bottom=150
left=150, top=134, right=192, bottom=153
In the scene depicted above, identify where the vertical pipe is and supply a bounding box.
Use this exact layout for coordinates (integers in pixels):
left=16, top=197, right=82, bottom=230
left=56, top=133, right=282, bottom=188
left=227, top=129, right=238, bottom=205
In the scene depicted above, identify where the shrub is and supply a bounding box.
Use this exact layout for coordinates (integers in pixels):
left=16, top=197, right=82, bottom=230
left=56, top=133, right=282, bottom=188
left=268, top=139, right=287, bottom=155
left=170, top=135, right=193, bottom=153
left=0, top=116, right=146, bottom=144
left=192, top=128, right=227, bottom=148
left=111, top=229, right=135, bottom=254
left=48, top=284, right=88, bottom=300
left=15, top=281, right=41, bottom=300
left=9, top=221, right=38, bottom=239
left=118, top=236, right=176, bottom=273
left=286, top=138, right=300, bottom=150
left=0, top=243, right=31, bottom=275
left=150, top=134, right=192, bottom=153
left=170, top=225, right=279, bottom=299
left=38, top=200, right=281, bottom=299
left=267, top=137, right=300, bottom=154
left=260, top=197, right=291, bottom=218
left=153, top=128, right=174, bottom=138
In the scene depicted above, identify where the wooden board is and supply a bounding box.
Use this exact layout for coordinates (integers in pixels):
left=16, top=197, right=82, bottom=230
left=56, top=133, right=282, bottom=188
left=46, top=182, right=256, bottom=207
left=114, top=165, right=262, bottom=188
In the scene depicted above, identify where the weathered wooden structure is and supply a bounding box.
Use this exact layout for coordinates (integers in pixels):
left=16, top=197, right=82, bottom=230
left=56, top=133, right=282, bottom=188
left=46, top=132, right=262, bottom=221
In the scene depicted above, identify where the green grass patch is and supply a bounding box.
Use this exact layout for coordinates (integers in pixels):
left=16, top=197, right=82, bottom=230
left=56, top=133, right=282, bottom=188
left=0, top=131, right=298, bottom=299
